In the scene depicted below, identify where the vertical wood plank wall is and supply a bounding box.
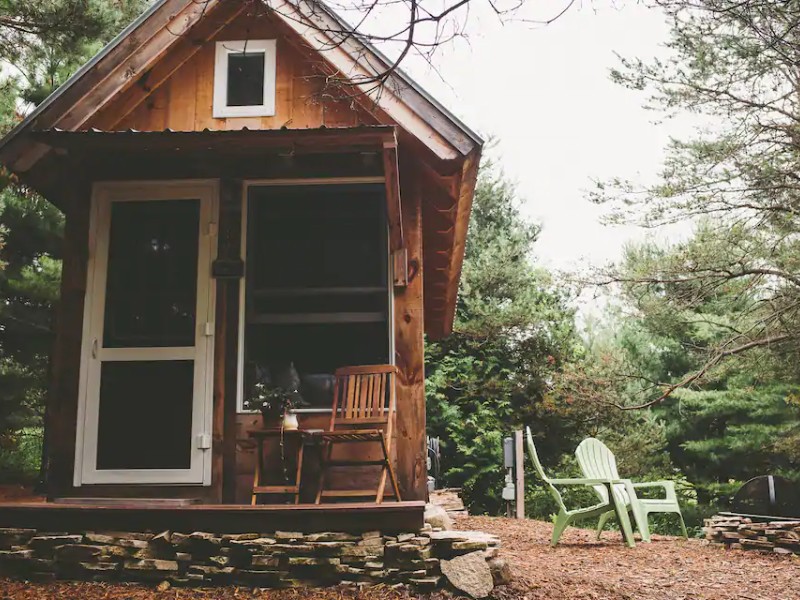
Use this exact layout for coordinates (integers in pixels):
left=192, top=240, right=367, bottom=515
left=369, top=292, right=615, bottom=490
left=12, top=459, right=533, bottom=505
left=90, top=12, right=373, bottom=133
left=45, top=180, right=91, bottom=496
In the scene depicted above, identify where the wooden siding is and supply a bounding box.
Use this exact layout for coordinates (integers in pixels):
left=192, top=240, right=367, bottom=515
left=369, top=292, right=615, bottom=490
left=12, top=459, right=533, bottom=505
left=90, top=11, right=377, bottom=133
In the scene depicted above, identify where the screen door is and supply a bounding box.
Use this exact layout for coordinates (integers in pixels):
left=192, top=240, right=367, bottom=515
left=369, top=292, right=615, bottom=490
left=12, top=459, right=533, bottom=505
left=75, top=181, right=217, bottom=485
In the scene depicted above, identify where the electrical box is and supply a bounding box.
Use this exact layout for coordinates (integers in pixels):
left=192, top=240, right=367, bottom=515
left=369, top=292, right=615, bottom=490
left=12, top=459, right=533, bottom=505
left=503, top=437, right=514, bottom=469
left=502, top=471, right=516, bottom=501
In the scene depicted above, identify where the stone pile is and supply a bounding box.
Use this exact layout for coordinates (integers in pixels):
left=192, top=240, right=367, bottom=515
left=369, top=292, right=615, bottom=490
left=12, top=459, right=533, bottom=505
left=430, top=488, right=468, bottom=517
left=0, top=525, right=506, bottom=596
left=704, top=514, right=800, bottom=555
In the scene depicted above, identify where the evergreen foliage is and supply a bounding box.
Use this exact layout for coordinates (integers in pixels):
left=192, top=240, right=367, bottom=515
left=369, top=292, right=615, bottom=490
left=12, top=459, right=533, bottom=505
left=0, top=0, right=147, bottom=456
left=594, top=1, right=800, bottom=408
left=426, top=161, right=581, bottom=514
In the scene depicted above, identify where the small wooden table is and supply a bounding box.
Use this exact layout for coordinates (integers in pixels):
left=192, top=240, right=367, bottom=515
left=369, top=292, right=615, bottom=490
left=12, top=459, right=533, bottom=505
left=248, top=429, right=311, bottom=505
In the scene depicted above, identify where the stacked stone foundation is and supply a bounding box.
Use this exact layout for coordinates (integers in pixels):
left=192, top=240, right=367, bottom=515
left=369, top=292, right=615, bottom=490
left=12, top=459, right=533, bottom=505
left=0, top=525, right=503, bottom=592
left=704, top=515, right=800, bottom=555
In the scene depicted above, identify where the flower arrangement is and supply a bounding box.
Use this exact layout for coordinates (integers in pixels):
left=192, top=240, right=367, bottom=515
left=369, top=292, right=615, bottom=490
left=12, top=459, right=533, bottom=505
left=244, top=380, right=301, bottom=419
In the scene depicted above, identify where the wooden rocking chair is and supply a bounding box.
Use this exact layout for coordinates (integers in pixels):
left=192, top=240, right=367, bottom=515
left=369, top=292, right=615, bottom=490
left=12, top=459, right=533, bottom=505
left=314, top=365, right=402, bottom=504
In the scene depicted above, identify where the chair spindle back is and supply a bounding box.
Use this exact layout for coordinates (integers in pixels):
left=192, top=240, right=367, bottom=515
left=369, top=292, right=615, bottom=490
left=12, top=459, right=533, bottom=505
left=329, top=365, right=397, bottom=431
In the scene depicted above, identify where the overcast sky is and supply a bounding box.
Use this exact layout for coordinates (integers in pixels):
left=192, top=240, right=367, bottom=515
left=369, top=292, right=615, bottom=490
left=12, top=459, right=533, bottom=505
left=393, top=1, right=695, bottom=273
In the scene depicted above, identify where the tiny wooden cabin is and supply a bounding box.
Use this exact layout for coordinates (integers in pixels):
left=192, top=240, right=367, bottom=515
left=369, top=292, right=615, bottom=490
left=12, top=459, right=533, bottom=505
left=0, top=0, right=480, bottom=527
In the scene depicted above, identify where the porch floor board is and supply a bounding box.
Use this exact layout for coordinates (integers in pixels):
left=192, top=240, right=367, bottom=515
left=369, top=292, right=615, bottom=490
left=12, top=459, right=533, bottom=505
left=0, top=500, right=425, bottom=534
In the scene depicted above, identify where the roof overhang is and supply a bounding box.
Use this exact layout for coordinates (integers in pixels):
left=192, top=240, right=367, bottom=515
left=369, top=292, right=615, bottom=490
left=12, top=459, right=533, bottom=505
left=31, top=125, right=398, bottom=154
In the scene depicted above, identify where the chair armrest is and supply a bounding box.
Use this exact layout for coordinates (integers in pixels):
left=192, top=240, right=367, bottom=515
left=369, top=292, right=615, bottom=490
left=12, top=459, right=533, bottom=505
left=631, top=481, right=673, bottom=488
left=549, top=478, right=624, bottom=486
left=631, top=480, right=677, bottom=501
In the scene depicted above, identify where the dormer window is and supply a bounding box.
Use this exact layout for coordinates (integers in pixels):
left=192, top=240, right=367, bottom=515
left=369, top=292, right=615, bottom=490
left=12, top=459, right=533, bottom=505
left=213, top=40, right=276, bottom=118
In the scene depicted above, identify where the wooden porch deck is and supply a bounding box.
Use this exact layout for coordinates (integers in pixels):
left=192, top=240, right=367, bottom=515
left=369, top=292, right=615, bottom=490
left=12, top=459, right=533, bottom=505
left=0, top=500, right=425, bottom=534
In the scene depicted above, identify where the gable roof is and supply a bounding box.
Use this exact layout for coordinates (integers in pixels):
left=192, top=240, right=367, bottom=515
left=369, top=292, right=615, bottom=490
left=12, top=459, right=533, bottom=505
left=0, top=0, right=481, bottom=171
left=0, top=0, right=482, bottom=339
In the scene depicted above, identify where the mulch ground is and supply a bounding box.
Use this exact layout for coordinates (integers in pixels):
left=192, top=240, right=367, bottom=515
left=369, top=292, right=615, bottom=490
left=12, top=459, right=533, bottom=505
left=0, top=515, right=797, bottom=600
left=460, top=515, right=799, bottom=600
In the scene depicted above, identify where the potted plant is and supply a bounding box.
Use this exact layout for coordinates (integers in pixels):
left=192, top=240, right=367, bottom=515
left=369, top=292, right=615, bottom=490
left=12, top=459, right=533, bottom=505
left=244, top=381, right=301, bottom=429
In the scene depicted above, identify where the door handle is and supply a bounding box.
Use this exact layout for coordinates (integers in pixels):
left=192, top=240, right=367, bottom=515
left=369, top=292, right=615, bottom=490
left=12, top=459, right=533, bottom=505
left=91, top=339, right=98, bottom=359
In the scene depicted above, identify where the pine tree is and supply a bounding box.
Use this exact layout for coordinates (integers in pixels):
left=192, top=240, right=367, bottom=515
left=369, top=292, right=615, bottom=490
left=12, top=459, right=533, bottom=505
left=426, top=161, right=579, bottom=513
left=0, top=1, right=148, bottom=465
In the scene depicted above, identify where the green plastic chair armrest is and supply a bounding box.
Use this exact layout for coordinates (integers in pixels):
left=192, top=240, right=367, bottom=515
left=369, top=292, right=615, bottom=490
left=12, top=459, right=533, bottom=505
left=549, top=478, right=620, bottom=486
left=631, top=480, right=676, bottom=501
left=631, top=481, right=673, bottom=489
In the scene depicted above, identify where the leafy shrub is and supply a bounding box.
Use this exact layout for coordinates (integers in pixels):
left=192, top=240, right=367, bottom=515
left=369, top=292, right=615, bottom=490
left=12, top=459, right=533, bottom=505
left=0, top=427, right=43, bottom=484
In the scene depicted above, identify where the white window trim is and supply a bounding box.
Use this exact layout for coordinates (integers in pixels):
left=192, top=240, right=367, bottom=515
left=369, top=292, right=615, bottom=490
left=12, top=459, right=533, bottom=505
left=73, top=180, right=219, bottom=486
left=236, top=177, right=395, bottom=414
left=213, top=39, right=277, bottom=118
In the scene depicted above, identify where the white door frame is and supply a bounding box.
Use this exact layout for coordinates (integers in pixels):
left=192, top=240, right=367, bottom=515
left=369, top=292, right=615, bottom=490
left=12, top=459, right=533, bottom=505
left=73, top=180, right=218, bottom=486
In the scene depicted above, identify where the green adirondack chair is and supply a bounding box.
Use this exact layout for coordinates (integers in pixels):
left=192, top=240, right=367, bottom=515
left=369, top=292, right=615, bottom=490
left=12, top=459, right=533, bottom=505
left=525, top=427, right=636, bottom=547
left=575, top=437, right=688, bottom=543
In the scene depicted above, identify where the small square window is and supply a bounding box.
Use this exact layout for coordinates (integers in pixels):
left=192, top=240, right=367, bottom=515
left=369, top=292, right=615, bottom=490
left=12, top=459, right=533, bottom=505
left=227, top=52, right=265, bottom=107
left=213, top=40, right=276, bottom=118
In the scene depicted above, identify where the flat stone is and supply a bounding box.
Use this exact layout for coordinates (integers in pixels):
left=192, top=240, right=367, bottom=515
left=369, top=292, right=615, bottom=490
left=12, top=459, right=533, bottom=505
left=271, top=543, right=314, bottom=554
left=398, top=569, right=427, bottom=579
left=188, top=564, right=235, bottom=576
left=83, top=533, right=118, bottom=545
left=0, top=528, right=36, bottom=537
left=440, top=551, right=494, bottom=598
left=105, top=531, right=152, bottom=541
left=361, top=531, right=381, bottom=540
left=306, top=532, right=358, bottom=542
left=124, top=558, right=179, bottom=572
left=129, top=547, right=161, bottom=559
left=54, top=544, right=106, bottom=561
left=30, top=535, right=83, bottom=550
left=288, top=556, right=340, bottom=566
left=397, top=533, right=415, bottom=542
left=410, top=536, right=431, bottom=546
left=0, top=550, right=35, bottom=560
left=428, top=531, right=500, bottom=546
left=342, top=545, right=383, bottom=558
left=229, top=537, right=277, bottom=550
left=275, top=531, right=304, bottom=541
left=117, top=539, right=149, bottom=549
left=312, top=541, right=353, bottom=556
left=222, top=533, right=260, bottom=542
left=209, top=554, right=231, bottom=566
left=79, top=561, right=119, bottom=572
left=410, top=575, right=441, bottom=590
left=234, top=569, right=287, bottom=585
left=452, top=541, right=489, bottom=552
left=252, top=554, right=282, bottom=567
left=390, top=559, right=426, bottom=570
